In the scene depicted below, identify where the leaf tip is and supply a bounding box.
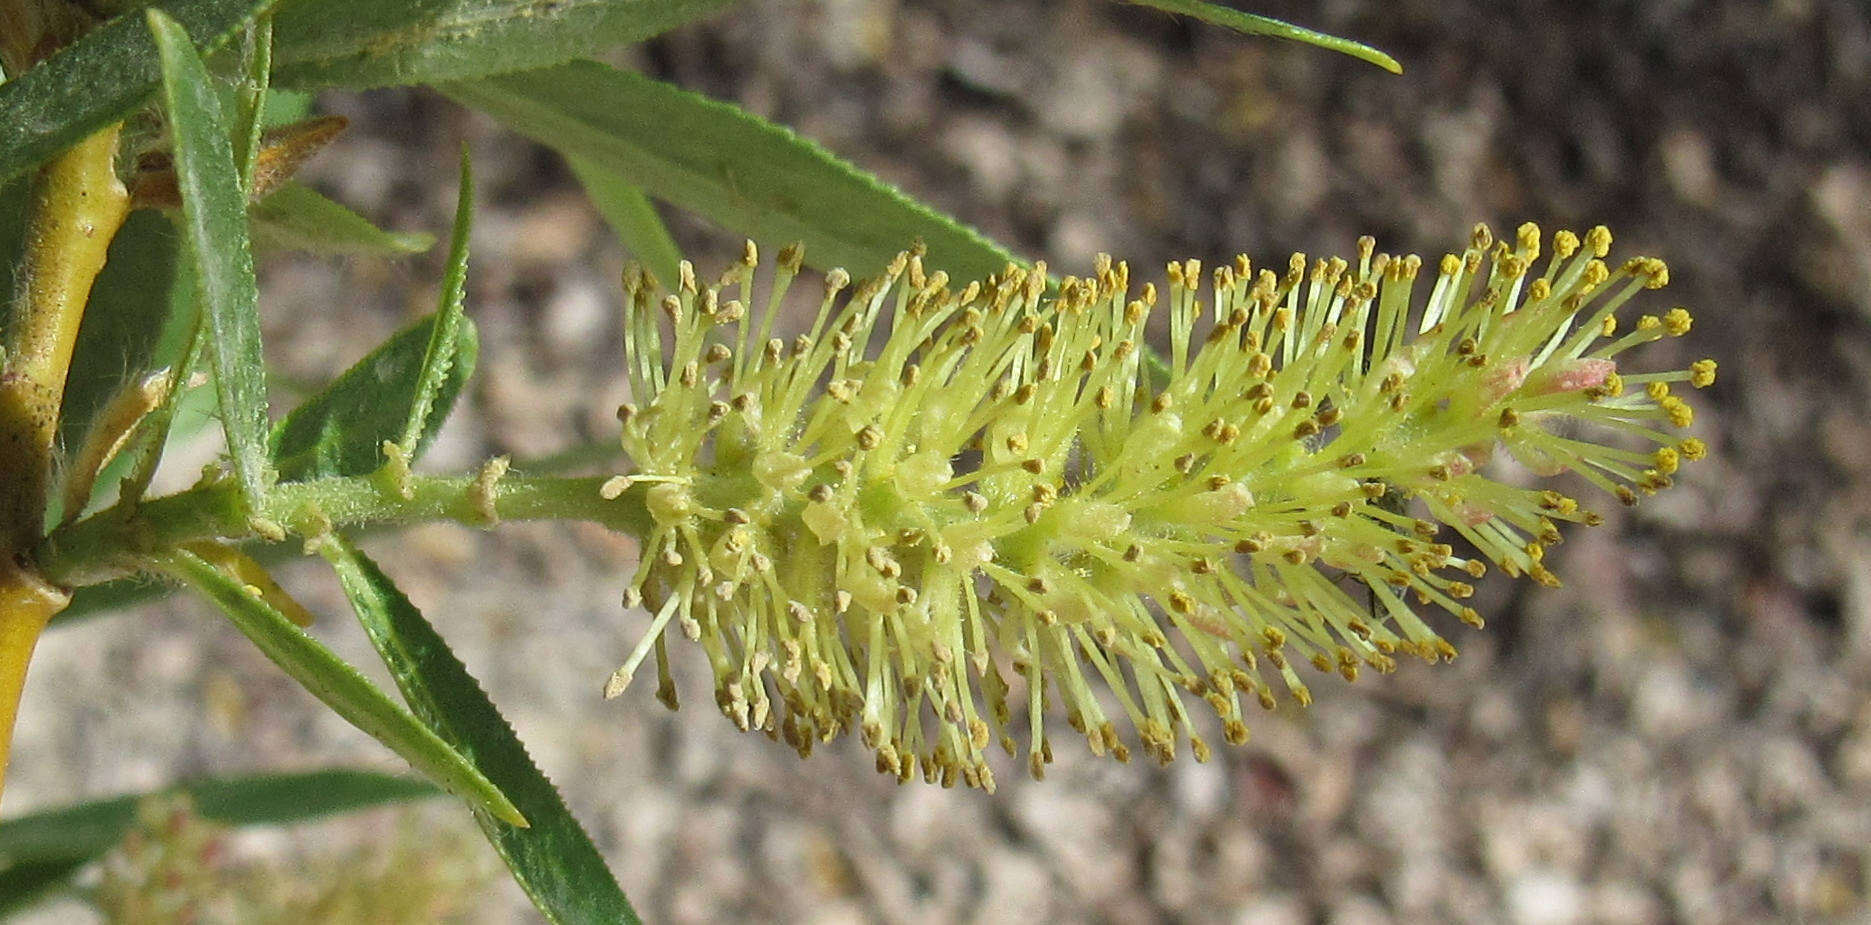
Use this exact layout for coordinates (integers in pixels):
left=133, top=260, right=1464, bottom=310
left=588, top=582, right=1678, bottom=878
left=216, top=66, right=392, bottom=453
left=493, top=801, right=531, bottom=829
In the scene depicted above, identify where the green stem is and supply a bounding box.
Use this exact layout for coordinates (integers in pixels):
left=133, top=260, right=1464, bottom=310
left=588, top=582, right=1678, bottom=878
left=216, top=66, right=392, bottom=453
left=38, top=473, right=652, bottom=588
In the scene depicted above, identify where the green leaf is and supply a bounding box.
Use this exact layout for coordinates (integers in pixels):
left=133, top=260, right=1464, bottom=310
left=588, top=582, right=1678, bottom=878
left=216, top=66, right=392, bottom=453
left=55, top=211, right=188, bottom=457
left=271, top=311, right=479, bottom=481
left=446, top=61, right=1020, bottom=282
left=251, top=183, right=436, bottom=256
left=321, top=538, right=640, bottom=924
left=0, top=858, right=88, bottom=916
left=401, top=149, right=475, bottom=451
left=0, top=0, right=281, bottom=186
left=273, top=0, right=741, bottom=89
left=567, top=153, right=682, bottom=288
left=0, top=768, right=439, bottom=910
left=150, top=8, right=273, bottom=510
left=114, top=298, right=216, bottom=510
left=45, top=209, right=205, bottom=524
left=52, top=573, right=173, bottom=627
left=0, top=176, right=29, bottom=332
left=261, top=86, right=313, bottom=126
left=232, top=17, right=275, bottom=190
left=269, top=156, right=474, bottom=481
left=1119, top=1, right=1400, bottom=73
left=0, top=768, right=439, bottom=866
left=163, top=549, right=526, bottom=827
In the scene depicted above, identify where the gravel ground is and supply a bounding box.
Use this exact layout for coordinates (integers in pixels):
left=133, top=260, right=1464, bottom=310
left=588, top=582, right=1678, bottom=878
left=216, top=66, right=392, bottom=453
left=11, top=0, right=1871, bottom=922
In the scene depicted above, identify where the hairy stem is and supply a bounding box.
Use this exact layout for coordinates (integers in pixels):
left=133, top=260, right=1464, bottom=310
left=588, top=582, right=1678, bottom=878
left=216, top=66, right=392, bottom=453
left=0, top=121, right=129, bottom=808
left=38, top=472, right=653, bottom=588
left=1, top=124, right=130, bottom=551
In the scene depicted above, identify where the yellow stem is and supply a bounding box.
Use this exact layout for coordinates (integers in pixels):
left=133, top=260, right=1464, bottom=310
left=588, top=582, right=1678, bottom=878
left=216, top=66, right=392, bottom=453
left=0, top=122, right=129, bottom=808
left=0, top=123, right=129, bottom=551
left=0, top=559, right=67, bottom=806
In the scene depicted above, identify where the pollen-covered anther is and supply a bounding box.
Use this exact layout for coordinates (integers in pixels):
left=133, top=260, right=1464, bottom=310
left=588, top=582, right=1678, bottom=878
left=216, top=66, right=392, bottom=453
left=1660, top=396, right=1695, bottom=428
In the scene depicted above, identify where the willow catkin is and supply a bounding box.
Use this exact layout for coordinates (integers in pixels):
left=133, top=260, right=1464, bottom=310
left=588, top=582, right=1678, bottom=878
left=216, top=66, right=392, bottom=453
left=602, top=224, right=1711, bottom=791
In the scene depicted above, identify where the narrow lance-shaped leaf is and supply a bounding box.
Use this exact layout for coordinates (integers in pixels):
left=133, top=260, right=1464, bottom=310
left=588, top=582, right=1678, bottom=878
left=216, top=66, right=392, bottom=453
left=232, top=16, right=275, bottom=190
left=0, top=858, right=90, bottom=917
left=162, top=548, right=526, bottom=827
left=0, top=0, right=280, bottom=185
left=446, top=61, right=1019, bottom=282
left=0, top=768, right=438, bottom=866
left=149, top=9, right=273, bottom=510
left=400, top=149, right=475, bottom=452
left=117, top=280, right=210, bottom=509
left=322, top=538, right=640, bottom=925
left=273, top=0, right=742, bottom=89
left=567, top=153, right=682, bottom=289
left=251, top=183, right=435, bottom=256
left=268, top=154, right=474, bottom=480
left=0, top=768, right=437, bottom=914
left=1118, top=0, right=1400, bottom=73
left=55, top=211, right=183, bottom=472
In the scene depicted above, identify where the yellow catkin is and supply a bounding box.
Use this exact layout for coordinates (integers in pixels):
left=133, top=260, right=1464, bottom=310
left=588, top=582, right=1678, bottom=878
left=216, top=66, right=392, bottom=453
left=607, top=226, right=1705, bottom=788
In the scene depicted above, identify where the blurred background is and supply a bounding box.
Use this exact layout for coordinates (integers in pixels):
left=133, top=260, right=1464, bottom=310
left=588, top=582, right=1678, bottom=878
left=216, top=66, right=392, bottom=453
left=12, top=0, right=1871, bottom=921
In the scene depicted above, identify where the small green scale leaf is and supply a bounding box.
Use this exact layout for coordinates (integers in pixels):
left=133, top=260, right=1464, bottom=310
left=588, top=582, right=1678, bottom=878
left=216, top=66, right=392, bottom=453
left=55, top=211, right=188, bottom=466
